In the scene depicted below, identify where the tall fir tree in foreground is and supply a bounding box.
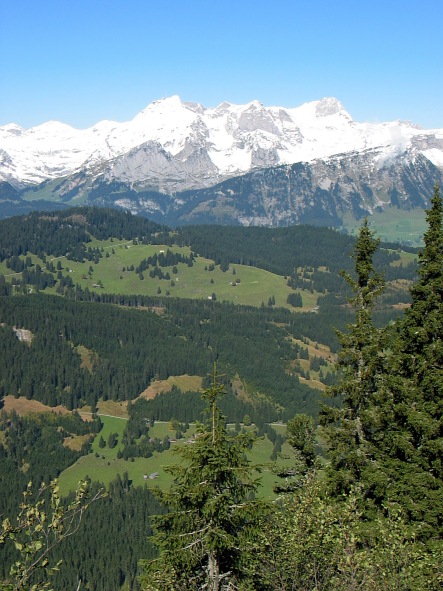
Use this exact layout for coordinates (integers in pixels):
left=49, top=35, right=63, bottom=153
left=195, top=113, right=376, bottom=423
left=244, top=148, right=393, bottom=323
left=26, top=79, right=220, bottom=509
left=378, top=183, right=443, bottom=539
left=251, top=209, right=443, bottom=590
left=321, top=186, right=443, bottom=539
left=400, top=182, right=443, bottom=412
left=138, top=368, right=266, bottom=591
left=320, top=219, right=387, bottom=501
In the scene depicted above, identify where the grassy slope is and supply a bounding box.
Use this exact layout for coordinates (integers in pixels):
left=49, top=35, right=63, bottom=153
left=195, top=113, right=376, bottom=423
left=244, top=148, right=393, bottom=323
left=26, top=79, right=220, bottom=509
left=57, top=416, right=293, bottom=499
left=74, top=241, right=311, bottom=310
left=1, top=394, right=293, bottom=498
left=0, top=240, right=315, bottom=311
left=342, top=207, right=426, bottom=245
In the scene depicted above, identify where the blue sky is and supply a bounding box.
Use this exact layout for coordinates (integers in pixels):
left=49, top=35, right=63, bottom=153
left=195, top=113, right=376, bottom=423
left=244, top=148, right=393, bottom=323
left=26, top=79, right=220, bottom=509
left=1, top=0, right=442, bottom=129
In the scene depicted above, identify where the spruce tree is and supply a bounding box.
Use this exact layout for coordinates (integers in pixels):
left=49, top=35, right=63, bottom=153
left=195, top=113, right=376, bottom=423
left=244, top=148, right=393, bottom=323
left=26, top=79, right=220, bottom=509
left=321, top=189, right=443, bottom=541
left=320, top=220, right=386, bottom=499
left=401, top=183, right=443, bottom=397
left=378, top=183, right=443, bottom=538
left=138, top=368, right=266, bottom=591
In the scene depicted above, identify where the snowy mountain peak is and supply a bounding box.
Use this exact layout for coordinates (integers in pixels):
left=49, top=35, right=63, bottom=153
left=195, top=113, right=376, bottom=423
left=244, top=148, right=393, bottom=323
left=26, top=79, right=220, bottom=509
left=314, top=97, right=348, bottom=117
left=1, top=96, right=442, bottom=191
left=183, top=101, right=205, bottom=114
left=2, top=123, right=25, bottom=137
left=214, top=101, right=234, bottom=113
left=245, top=99, right=265, bottom=109
left=149, top=94, right=183, bottom=107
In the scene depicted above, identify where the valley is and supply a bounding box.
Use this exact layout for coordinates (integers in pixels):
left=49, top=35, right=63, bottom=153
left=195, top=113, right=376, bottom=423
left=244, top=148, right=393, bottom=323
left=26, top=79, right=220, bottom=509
left=1, top=204, right=439, bottom=591
left=0, top=207, right=417, bottom=413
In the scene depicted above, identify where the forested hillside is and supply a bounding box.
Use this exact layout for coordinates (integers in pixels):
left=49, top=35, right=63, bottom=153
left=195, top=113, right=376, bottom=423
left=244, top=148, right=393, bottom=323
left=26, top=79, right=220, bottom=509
left=0, top=206, right=417, bottom=422
left=1, top=200, right=440, bottom=590
left=140, top=185, right=443, bottom=591
left=175, top=223, right=413, bottom=275
left=0, top=293, right=324, bottom=418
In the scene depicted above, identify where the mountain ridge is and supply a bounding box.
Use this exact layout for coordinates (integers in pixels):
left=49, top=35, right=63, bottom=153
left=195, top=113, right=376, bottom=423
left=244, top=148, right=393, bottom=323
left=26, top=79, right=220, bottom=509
left=19, top=147, right=437, bottom=229
left=2, top=96, right=443, bottom=229
left=2, top=95, right=443, bottom=190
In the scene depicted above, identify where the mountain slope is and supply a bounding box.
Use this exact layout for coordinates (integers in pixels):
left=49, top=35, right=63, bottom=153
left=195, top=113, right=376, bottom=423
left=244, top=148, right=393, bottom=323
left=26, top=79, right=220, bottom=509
left=35, top=148, right=440, bottom=229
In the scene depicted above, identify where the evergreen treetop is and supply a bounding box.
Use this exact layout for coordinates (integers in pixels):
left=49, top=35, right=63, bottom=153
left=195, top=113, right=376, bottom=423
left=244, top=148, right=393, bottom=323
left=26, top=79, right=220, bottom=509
left=322, top=191, right=443, bottom=539
left=401, top=183, right=443, bottom=371
left=139, top=368, right=267, bottom=591
left=320, top=220, right=386, bottom=498
left=380, top=183, right=443, bottom=537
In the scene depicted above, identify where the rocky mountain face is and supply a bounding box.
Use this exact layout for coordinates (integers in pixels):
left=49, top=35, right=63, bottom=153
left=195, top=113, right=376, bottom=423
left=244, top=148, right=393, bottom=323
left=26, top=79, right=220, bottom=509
left=1, top=96, right=442, bottom=225
left=59, top=147, right=440, bottom=227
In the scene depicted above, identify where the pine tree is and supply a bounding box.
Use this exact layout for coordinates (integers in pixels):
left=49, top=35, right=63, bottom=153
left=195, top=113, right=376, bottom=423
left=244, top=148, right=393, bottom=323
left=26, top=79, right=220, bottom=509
left=320, top=220, right=386, bottom=499
left=321, top=192, right=443, bottom=541
left=138, top=367, right=266, bottom=591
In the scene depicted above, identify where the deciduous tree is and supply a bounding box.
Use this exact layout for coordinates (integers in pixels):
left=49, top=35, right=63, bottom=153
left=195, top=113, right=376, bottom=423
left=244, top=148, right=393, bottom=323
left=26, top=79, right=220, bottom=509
left=0, top=480, right=104, bottom=591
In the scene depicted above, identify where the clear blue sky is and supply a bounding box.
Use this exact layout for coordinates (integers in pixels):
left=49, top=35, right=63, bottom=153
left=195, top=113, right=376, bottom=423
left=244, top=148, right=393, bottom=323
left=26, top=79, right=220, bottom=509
left=1, top=0, right=442, bottom=129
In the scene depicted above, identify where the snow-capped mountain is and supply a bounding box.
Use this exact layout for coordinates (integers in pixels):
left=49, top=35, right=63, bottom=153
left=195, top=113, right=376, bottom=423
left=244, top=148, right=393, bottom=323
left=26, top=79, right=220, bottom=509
left=1, top=96, right=443, bottom=228
left=1, top=96, right=442, bottom=193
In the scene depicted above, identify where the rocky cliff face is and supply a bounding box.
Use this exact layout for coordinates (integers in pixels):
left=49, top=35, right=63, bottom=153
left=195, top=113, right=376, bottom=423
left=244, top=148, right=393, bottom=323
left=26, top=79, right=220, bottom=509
left=59, top=148, right=440, bottom=227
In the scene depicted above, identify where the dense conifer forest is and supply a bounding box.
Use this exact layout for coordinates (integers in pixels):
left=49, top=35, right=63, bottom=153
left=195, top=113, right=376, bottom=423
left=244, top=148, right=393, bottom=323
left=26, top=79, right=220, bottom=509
left=0, top=194, right=441, bottom=590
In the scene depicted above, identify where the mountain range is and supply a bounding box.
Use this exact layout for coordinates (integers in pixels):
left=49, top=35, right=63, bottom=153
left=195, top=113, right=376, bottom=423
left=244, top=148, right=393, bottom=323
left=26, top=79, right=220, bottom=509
left=1, top=96, right=443, bottom=227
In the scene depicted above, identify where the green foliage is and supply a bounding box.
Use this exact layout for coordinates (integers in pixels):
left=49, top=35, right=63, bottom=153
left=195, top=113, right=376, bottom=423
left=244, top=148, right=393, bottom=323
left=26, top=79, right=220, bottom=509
left=250, top=474, right=443, bottom=590
left=0, top=207, right=165, bottom=264
left=286, top=413, right=316, bottom=469
left=2, top=204, right=443, bottom=587
left=0, top=206, right=416, bottom=408
left=320, top=220, right=387, bottom=498
left=0, top=292, right=320, bottom=418
left=242, top=414, right=252, bottom=427
left=400, top=183, right=443, bottom=395
left=0, top=294, right=211, bottom=408
left=287, top=291, right=302, bottom=307
left=0, top=410, right=100, bottom=527
left=0, top=479, right=104, bottom=591
left=107, top=432, right=118, bottom=449
left=321, top=197, right=443, bottom=539
left=139, top=370, right=267, bottom=591
left=372, top=183, right=443, bottom=537
left=50, top=476, right=162, bottom=591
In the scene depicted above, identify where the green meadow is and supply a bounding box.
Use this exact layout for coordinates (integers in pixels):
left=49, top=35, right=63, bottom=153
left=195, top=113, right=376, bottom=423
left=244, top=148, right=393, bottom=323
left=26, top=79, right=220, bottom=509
left=72, top=240, right=307, bottom=309
left=2, top=239, right=315, bottom=311
left=342, top=206, right=426, bottom=245
left=58, top=416, right=292, bottom=499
